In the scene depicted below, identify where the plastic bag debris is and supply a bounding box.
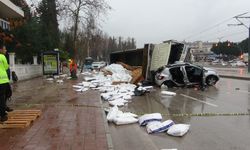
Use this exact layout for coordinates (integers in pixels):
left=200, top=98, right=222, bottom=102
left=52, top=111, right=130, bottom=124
left=167, top=124, right=190, bottom=137
left=161, top=91, right=176, bottom=96
left=146, top=120, right=174, bottom=134
left=138, top=113, right=162, bottom=126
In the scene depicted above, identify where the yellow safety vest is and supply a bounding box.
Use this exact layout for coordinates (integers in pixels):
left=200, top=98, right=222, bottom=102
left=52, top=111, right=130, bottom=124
left=0, top=54, right=9, bottom=84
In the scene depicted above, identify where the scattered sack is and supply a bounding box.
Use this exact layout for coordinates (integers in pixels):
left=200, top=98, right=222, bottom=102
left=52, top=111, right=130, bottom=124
left=106, top=106, right=138, bottom=125
left=146, top=120, right=174, bottom=134
left=107, top=106, right=121, bottom=122
left=108, top=98, right=128, bottom=107
left=53, top=75, right=60, bottom=79
left=113, top=112, right=138, bottom=125
left=167, top=124, right=190, bottom=137
left=56, top=80, right=63, bottom=83
left=138, top=113, right=162, bottom=126
left=46, top=78, right=54, bottom=81
left=73, top=85, right=84, bottom=89
left=161, top=91, right=176, bottom=96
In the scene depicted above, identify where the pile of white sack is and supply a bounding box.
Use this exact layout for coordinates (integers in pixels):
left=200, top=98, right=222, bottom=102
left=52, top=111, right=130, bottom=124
left=104, top=64, right=132, bottom=82
left=73, top=67, right=153, bottom=107
left=73, top=72, right=137, bottom=107
left=139, top=113, right=190, bottom=137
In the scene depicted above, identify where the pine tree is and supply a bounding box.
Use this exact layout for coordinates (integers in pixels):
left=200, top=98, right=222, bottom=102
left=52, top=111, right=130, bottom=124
left=38, top=0, right=59, bottom=50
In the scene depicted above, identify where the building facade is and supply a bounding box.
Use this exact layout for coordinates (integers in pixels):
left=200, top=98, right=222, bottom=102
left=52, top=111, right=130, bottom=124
left=0, top=0, right=24, bottom=30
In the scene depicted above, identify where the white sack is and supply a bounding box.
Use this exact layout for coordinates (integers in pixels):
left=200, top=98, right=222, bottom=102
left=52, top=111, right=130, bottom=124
left=138, top=113, right=162, bottom=126
left=161, top=91, right=176, bottom=96
left=113, top=116, right=138, bottom=125
left=106, top=106, right=138, bottom=125
left=84, top=77, right=96, bottom=81
left=167, top=124, right=190, bottom=137
left=73, top=85, right=83, bottom=89
left=82, top=81, right=91, bottom=87
left=106, top=106, right=122, bottom=122
left=112, top=73, right=132, bottom=82
left=60, top=74, right=68, bottom=78
left=116, top=112, right=138, bottom=118
left=56, top=80, right=64, bottom=83
left=53, top=75, right=60, bottom=79
left=46, top=78, right=54, bottom=81
left=74, top=87, right=88, bottom=92
left=146, top=120, right=174, bottom=134
left=109, top=98, right=128, bottom=107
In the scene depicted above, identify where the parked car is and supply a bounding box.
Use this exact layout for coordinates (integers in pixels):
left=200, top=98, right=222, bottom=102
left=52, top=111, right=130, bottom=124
left=230, top=60, right=246, bottom=67
left=155, top=63, right=219, bottom=87
left=83, top=57, right=94, bottom=69
left=92, top=61, right=106, bottom=69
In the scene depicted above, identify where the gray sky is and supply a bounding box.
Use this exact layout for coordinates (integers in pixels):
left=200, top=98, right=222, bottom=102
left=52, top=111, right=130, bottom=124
left=26, top=0, right=250, bottom=48
left=101, top=0, right=250, bottom=47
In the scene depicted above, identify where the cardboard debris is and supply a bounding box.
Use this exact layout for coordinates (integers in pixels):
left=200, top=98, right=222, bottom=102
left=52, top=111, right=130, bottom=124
left=116, top=62, right=144, bottom=84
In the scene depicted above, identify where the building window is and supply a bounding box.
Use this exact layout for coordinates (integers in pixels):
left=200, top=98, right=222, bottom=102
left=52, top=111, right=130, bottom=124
left=0, top=18, right=10, bottom=30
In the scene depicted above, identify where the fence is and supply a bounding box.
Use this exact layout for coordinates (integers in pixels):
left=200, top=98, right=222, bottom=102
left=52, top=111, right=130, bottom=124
left=13, top=64, right=42, bottom=81
left=9, top=53, right=43, bottom=82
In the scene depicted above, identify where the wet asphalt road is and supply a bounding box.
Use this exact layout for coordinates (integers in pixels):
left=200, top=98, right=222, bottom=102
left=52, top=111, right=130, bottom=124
left=108, top=78, right=250, bottom=150
left=2, top=76, right=250, bottom=150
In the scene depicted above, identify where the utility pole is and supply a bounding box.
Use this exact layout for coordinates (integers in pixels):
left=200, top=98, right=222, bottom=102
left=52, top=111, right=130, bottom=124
left=228, top=12, right=250, bottom=73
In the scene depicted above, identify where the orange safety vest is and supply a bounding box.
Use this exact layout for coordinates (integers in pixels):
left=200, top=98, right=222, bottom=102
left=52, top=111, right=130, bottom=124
left=69, top=62, right=77, bottom=72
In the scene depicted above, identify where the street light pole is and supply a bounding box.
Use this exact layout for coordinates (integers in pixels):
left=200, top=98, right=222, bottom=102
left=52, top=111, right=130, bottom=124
left=248, top=26, right=250, bottom=72
left=229, top=12, right=250, bottom=73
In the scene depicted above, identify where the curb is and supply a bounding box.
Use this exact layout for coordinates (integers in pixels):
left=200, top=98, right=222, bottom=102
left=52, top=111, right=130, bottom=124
left=99, top=97, right=114, bottom=150
left=219, top=74, right=250, bottom=80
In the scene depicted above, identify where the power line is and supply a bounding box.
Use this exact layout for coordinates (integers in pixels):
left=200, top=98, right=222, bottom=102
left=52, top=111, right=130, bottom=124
left=206, top=31, right=246, bottom=42
left=188, top=27, right=230, bottom=41
left=184, top=17, right=234, bottom=40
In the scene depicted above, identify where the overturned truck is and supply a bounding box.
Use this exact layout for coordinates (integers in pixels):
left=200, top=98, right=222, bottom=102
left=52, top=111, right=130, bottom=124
left=110, top=40, right=191, bottom=82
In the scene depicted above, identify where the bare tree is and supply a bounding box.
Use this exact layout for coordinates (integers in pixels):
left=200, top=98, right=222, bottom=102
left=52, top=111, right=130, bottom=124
left=62, top=0, right=111, bottom=60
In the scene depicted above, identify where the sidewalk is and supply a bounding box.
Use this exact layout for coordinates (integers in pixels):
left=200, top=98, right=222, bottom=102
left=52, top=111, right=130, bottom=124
left=211, top=67, right=250, bottom=80
left=0, top=77, right=113, bottom=150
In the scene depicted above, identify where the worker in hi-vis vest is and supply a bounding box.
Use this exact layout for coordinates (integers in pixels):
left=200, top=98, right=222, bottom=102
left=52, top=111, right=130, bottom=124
left=69, top=59, right=77, bottom=79
left=0, top=41, right=10, bottom=122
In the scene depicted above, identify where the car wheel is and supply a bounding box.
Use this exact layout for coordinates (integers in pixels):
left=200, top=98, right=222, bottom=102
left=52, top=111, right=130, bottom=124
left=206, top=76, right=217, bottom=86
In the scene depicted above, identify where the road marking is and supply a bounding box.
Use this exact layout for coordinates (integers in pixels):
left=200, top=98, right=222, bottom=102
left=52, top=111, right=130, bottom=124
left=180, top=94, right=218, bottom=107
left=196, top=93, right=216, bottom=101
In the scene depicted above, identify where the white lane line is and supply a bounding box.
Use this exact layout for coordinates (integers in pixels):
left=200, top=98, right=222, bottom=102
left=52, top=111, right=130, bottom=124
left=180, top=94, right=218, bottom=107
